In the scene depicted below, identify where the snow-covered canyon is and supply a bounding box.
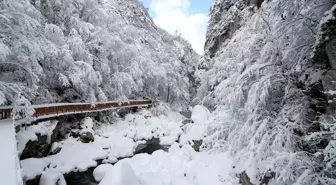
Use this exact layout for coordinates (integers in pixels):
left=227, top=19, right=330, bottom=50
left=0, top=0, right=336, bottom=184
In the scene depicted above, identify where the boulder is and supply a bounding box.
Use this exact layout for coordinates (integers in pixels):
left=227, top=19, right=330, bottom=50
left=239, top=171, right=253, bottom=185
left=192, top=140, right=203, bottom=152
left=49, top=147, right=62, bottom=155
left=20, top=134, right=50, bottom=160
left=191, top=105, right=210, bottom=124
left=80, top=132, right=94, bottom=143
left=51, top=121, right=80, bottom=142
left=99, top=162, right=141, bottom=185
left=93, top=164, right=113, bottom=182
left=39, top=171, right=66, bottom=185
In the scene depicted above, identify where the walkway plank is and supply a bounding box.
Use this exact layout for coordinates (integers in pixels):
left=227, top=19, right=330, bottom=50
left=0, top=100, right=152, bottom=120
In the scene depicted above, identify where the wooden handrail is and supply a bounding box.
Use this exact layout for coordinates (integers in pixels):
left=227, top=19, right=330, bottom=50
left=0, top=100, right=152, bottom=120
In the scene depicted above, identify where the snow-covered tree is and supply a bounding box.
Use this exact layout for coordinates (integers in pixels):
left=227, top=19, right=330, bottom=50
left=11, top=94, right=36, bottom=124
left=196, top=0, right=336, bottom=184
left=0, top=0, right=198, bottom=110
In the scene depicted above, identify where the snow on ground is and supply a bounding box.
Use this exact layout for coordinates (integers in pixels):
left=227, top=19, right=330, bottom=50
left=96, top=106, right=239, bottom=185
left=20, top=108, right=185, bottom=180
left=99, top=143, right=236, bottom=185
left=0, top=119, right=23, bottom=185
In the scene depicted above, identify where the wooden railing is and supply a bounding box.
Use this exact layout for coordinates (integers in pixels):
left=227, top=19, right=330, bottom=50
left=0, top=100, right=152, bottom=120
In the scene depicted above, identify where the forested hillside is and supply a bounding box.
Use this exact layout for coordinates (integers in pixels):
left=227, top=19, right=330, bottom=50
left=194, top=0, right=336, bottom=184
left=0, top=0, right=198, bottom=110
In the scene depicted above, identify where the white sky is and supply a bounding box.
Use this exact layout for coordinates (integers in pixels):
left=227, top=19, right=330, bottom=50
left=143, top=0, right=210, bottom=54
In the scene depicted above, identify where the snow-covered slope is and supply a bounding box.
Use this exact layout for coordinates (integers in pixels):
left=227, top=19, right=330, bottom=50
left=195, top=0, right=336, bottom=184
left=99, top=144, right=234, bottom=185
left=0, top=0, right=198, bottom=110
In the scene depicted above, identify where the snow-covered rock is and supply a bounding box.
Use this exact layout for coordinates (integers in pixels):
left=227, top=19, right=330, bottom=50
left=93, top=164, right=113, bottom=182
left=99, top=162, right=141, bottom=185
left=16, top=120, right=58, bottom=154
left=79, top=131, right=94, bottom=143
left=190, top=105, right=210, bottom=124
left=99, top=144, right=234, bottom=185
left=20, top=109, right=184, bottom=180
left=39, top=171, right=66, bottom=185
left=17, top=120, right=59, bottom=160
left=81, top=117, right=94, bottom=131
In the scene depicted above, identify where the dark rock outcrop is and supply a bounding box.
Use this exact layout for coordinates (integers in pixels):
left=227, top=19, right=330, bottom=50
left=239, top=171, right=253, bottom=185
left=80, top=132, right=94, bottom=143
left=204, top=0, right=261, bottom=59
left=205, top=1, right=244, bottom=58
left=20, top=134, right=50, bottom=160
left=191, top=140, right=203, bottom=152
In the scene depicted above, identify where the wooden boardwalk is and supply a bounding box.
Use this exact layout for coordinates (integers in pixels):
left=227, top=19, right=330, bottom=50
left=0, top=100, right=152, bottom=120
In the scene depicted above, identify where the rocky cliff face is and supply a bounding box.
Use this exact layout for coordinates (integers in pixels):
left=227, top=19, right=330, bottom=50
left=195, top=0, right=336, bottom=184
left=0, top=0, right=198, bottom=110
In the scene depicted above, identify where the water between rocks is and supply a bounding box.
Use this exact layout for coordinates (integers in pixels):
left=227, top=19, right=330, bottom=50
left=26, top=139, right=169, bottom=185
left=26, top=111, right=193, bottom=185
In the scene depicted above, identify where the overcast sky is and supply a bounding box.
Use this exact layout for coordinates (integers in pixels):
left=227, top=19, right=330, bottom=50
left=140, top=0, right=214, bottom=54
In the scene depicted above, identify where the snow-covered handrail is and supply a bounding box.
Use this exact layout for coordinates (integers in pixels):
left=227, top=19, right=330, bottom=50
left=0, top=99, right=152, bottom=120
